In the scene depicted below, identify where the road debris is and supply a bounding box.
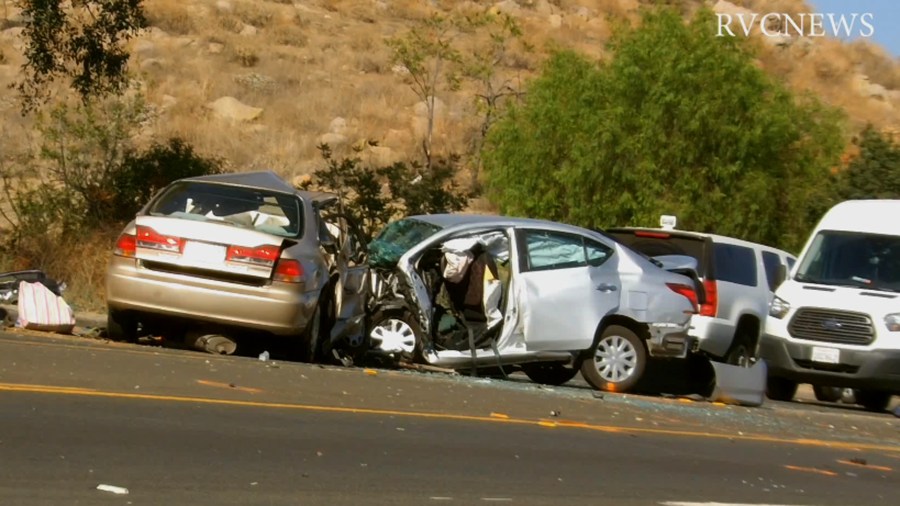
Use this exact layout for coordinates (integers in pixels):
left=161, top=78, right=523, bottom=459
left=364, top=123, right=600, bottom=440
left=259, top=351, right=270, bottom=362
left=96, top=484, right=129, bottom=495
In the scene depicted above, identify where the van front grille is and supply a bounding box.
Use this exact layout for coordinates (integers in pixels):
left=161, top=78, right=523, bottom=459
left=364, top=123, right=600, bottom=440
left=787, top=308, right=874, bottom=345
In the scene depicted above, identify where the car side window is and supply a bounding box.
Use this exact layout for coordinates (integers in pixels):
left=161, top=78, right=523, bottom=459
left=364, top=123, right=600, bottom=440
left=713, top=243, right=758, bottom=286
left=761, top=251, right=782, bottom=291
left=586, top=240, right=613, bottom=267
left=523, top=231, right=587, bottom=271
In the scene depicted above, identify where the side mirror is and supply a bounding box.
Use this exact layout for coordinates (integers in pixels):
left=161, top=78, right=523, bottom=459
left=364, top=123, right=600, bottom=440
left=774, top=263, right=787, bottom=289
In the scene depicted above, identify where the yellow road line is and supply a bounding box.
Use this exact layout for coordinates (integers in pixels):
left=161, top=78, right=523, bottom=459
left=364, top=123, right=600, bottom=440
left=836, top=459, right=893, bottom=472
left=784, top=465, right=838, bottom=477
left=1, top=382, right=898, bottom=454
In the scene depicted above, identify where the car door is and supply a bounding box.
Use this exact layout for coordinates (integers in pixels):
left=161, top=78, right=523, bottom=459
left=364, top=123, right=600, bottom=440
left=317, top=204, right=370, bottom=348
left=514, top=228, right=620, bottom=351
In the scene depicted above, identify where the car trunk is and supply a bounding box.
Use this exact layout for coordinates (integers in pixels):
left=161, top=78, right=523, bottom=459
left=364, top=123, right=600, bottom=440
left=134, top=215, right=286, bottom=283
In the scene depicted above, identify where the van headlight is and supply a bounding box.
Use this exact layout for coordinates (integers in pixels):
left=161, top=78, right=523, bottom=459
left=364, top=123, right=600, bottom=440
left=885, top=314, right=900, bottom=332
left=769, top=296, right=791, bottom=319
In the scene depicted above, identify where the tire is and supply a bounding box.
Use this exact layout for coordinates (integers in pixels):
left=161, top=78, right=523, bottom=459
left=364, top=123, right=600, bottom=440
left=812, top=385, right=843, bottom=403
left=298, top=302, right=323, bottom=363
left=107, top=309, right=138, bottom=343
left=521, top=362, right=579, bottom=386
left=766, top=376, right=798, bottom=401
left=856, top=390, right=892, bottom=412
left=368, top=309, right=423, bottom=360
left=580, top=325, right=647, bottom=393
left=725, top=337, right=754, bottom=367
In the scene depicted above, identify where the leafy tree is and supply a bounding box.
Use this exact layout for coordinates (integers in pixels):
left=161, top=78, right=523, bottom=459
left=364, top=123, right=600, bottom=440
left=302, top=144, right=470, bottom=241
left=482, top=8, right=845, bottom=252
left=836, top=125, right=900, bottom=200
left=14, top=0, right=146, bottom=113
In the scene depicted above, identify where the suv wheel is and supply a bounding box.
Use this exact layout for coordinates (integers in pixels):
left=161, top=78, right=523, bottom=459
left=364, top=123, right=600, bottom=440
left=766, top=376, right=798, bottom=401
left=725, top=337, right=754, bottom=367
left=580, top=325, right=646, bottom=393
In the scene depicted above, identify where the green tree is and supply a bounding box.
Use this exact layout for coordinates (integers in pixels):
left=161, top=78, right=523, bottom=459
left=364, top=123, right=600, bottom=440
left=482, top=8, right=845, bottom=252
left=14, top=0, right=146, bottom=113
left=836, top=125, right=900, bottom=200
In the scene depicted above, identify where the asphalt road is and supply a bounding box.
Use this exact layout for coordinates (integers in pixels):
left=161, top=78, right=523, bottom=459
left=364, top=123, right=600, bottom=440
left=1, top=329, right=898, bottom=506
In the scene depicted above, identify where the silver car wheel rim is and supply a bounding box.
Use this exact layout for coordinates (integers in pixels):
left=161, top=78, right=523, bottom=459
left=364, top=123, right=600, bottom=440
left=370, top=318, right=416, bottom=354
left=594, top=335, right=637, bottom=383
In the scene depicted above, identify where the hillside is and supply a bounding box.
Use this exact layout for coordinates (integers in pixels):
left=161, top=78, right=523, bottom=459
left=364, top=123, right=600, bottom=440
left=1, top=0, right=899, bottom=186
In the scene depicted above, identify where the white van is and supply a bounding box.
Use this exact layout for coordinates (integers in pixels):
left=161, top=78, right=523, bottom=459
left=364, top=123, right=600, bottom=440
left=760, top=200, right=900, bottom=412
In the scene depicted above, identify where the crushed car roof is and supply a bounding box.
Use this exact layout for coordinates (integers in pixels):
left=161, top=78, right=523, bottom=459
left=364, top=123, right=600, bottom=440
left=407, top=213, right=598, bottom=235
left=182, top=170, right=336, bottom=202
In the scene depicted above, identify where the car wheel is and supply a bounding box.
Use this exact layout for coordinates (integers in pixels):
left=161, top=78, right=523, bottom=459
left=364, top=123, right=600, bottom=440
left=812, top=385, right=843, bottom=403
left=580, top=325, right=646, bottom=393
left=107, top=309, right=138, bottom=343
left=368, top=310, right=422, bottom=360
left=766, top=376, right=798, bottom=401
left=521, top=362, right=579, bottom=386
left=299, top=302, right=323, bottom=364
left=855, top=390, right=892, bottom=412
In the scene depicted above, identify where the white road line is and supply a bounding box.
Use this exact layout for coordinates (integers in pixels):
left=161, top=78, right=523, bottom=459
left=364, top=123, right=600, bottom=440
left=480, top=499, right=513, bottom=502
left=429, top=497, right=453, bottom=501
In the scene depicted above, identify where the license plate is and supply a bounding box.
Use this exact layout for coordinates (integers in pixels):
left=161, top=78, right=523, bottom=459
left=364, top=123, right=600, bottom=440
left=182, top=241, right=226, bottom=263
left=811, top=346, right=840, bottom=364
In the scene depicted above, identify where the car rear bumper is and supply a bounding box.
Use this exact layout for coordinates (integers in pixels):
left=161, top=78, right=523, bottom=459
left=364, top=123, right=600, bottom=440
left=759, top=333, right=900, bottom=393
left=106, top=257, right=317, bottom=336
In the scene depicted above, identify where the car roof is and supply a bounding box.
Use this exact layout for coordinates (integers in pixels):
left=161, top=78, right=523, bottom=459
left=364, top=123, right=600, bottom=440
left=606, top=226, right=795, bottom=258
left=817, top=199, right=900, bottom=236
left=407, top=213, right=599, bottom=236
left=182, top=170, right=336, bottom=203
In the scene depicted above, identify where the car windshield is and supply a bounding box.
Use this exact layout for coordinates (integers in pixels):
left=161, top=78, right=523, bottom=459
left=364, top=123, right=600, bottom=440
left=368, top=218, right=443, bottom=268
left=146, top=181, right=303, bottom=238
left=794, top=230, right=900, bottom=293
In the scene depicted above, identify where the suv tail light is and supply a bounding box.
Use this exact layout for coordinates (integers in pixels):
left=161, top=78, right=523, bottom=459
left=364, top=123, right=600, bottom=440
left=136, top=225, right=183, bottom=253
left=700, top=279, right=718, bottom=317
left=114, top=233, right=136, bottom=257
left=666, top=283, right=699, bottom=312
left=273, top=259, right=304, bottom=283
left=227, top=244, right=280, bottom=267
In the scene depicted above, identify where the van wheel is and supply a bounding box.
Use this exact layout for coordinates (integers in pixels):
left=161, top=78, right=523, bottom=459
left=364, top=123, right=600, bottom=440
left=522, top=362, right=579, bottom=386
left=856, top=390, right=892, bottom=412
left=580, top=325, right=646, bottom=393
left=812, top=385, right=843, bottom=403
left=107, top=309, right=138, bottom=343
left=766, top=376, right=798, bottom=401
left=368, top=310, right=423, bottom=360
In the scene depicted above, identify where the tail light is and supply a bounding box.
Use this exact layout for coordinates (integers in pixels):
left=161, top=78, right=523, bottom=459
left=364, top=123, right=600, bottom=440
left=666, top=282, right=699, bottom=312
left=699, top=279, right=718, bottom=317
left=136, top=225, right=183, bottom=253
left=227, top=244, right=280, bottom=267
left=273, top=259, right=304, bottom=283
left=114, top=233, right=136, bottom=257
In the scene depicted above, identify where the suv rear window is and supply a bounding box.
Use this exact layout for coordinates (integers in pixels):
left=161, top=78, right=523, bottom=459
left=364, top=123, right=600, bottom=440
left=605, top=230, right=709, bottom=277
left=714, top=243, right=757, bottom=286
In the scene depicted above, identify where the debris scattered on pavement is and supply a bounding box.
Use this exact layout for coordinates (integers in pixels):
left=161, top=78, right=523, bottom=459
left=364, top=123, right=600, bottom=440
left=591, top=391, right=604, bottom=400
left=396, top=362, right=459, bottom=375
left=549, top=410, right=561, bottom=417
left=96, top=484, right=129, bottom=495
left=364, top=368, right=378, bottom=376
left=258, top=351, right=270, bottom=362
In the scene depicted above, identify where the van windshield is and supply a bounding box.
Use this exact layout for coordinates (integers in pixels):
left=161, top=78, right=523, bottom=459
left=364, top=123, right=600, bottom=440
left=795, top=230, right=900, bottom=292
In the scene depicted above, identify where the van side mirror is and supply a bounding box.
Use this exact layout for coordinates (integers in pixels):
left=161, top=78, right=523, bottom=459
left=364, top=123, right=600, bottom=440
left=775, top=263, right=787, bottom=289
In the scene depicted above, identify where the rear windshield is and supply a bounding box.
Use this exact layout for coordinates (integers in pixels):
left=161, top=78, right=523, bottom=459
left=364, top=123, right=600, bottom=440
left=714, top=243, right=758, bottom=287
left=605, top=230, right=709, bottom=277
left=147, top=181, right=303, bottom=238
left=368, top=218, right=443, bottom=268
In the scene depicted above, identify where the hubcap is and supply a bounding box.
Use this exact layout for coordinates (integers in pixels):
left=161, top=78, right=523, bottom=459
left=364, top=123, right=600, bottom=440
left=370, top=318, right=416, bottom=354
left=594, top=335, right=637, bottom=383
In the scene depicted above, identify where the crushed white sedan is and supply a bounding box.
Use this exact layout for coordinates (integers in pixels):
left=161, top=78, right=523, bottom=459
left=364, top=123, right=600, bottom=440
left=365, top=214, right=703, bottom=393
